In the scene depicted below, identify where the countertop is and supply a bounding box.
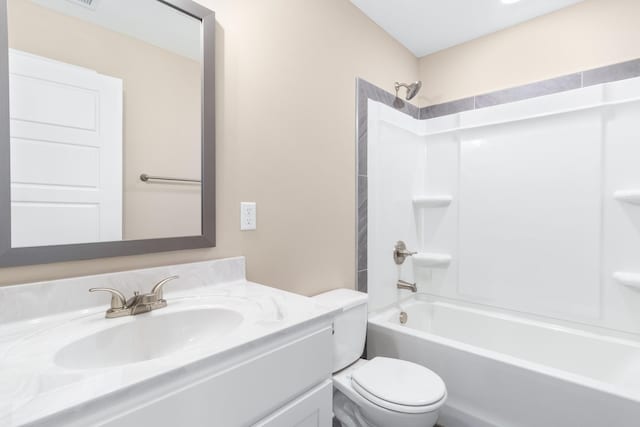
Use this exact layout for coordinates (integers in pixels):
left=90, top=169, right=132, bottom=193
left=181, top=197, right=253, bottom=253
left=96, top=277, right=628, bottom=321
left=0, top=259, right=337, bottom=426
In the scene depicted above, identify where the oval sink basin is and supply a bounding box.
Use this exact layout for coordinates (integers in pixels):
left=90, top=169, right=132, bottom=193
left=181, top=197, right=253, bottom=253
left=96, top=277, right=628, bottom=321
left=55, top=308, right=243, bottom=370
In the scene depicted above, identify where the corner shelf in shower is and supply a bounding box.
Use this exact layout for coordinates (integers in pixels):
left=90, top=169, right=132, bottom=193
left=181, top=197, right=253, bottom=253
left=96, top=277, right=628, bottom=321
left=613, top=272, right=640, bottom=290
left=613, top=190, right=640, bottom=205
left=412, top=253, right=452, bottom=268
left=412, top=195, right=453, bottom=208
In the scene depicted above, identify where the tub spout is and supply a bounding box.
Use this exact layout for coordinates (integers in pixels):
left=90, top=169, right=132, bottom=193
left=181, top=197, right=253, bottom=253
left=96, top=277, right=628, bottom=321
left=397, top=280, right=417, bottom=293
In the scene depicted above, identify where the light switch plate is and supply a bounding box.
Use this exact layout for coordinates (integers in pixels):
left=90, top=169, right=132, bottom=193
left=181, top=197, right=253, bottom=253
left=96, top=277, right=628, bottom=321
left=240, top=202, right=256, bottom=230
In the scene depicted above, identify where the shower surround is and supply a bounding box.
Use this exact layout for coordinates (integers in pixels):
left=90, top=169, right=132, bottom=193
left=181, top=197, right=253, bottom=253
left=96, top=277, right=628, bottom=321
left=356, top=57, right=640, bottom=317
left=358, top=59, right=640, bottom=426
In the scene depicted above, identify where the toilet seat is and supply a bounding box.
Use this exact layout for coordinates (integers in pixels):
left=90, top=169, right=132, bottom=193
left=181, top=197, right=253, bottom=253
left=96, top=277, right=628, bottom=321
left=350, top=357, right=447, bottom=414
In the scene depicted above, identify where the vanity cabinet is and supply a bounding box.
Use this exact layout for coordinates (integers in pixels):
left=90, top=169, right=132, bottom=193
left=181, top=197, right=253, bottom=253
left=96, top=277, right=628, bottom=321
left=255, top=380, right=333, bottom=427
left=0, top=259, right=337, bottom=427
left=47, top=326, right=333, bottom=427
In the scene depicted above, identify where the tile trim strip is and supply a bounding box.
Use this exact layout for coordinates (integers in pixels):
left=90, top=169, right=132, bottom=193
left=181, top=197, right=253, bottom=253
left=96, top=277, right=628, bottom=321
left=420, top=58, right=640, bottom=120
left=356, top=57, right=640, bottom=293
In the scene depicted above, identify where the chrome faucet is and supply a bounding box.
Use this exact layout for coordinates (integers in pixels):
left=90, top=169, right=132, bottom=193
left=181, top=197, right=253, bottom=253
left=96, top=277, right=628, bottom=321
left=90, top=276, right=179, bottom=318
left=397, top=279, right=417, bottom=293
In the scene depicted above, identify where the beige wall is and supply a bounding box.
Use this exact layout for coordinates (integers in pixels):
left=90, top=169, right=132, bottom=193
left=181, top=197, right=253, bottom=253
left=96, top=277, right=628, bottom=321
left=8, top=0, right=202, bottom=241
left=0, top=0, right=418, bottom=295
left=417, top=0, right=640, bottom=106
left=5, top=0, right=638, bottom=296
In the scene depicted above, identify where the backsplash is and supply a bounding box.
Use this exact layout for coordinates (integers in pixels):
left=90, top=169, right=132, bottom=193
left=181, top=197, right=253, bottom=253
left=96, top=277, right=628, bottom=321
left=0, top=257, right=246, bottom=323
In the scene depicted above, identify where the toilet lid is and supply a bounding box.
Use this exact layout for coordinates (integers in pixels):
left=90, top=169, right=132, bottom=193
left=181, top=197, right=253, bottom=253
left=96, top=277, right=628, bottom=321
left=351, top=357, right=446, bottom=411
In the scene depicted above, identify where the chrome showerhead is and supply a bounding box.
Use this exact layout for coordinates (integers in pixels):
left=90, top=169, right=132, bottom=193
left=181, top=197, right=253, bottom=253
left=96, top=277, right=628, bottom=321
left=394, top=81, right=422, bottom=100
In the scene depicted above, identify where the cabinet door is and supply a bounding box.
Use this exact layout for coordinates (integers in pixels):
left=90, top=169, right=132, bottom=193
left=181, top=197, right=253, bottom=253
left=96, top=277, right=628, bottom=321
left=255, top=380, right=333, bottom=427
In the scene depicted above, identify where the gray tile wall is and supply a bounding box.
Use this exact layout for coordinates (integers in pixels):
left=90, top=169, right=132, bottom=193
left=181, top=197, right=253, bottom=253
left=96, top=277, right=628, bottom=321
left=355, top=58, right=640, bottom=293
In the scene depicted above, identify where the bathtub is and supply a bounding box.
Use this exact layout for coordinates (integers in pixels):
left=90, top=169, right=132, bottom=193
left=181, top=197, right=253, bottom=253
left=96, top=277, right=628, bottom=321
left=366, top=294, right=640, bottom=427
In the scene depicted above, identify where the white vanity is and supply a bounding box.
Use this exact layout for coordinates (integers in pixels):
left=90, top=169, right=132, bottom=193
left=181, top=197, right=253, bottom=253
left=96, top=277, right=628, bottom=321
left=0, top=257, right=336, bottom=427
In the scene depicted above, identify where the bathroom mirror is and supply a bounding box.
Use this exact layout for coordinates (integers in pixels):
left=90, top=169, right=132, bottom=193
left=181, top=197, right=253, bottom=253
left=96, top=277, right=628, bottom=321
left=0, top=0, right=215, bottom=267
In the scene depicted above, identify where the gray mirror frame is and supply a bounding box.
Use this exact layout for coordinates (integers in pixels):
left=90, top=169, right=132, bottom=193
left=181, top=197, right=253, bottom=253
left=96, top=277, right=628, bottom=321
left=0, top=0, right=216, bottom=267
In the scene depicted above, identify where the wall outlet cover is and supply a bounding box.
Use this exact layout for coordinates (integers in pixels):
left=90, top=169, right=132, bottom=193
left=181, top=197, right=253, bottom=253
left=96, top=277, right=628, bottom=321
left=240, top=202, right=257, bottom=231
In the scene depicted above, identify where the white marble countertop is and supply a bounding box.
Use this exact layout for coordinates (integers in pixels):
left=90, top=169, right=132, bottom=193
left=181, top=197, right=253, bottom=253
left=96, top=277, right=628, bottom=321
left=0, top=258, right=337, bottom=426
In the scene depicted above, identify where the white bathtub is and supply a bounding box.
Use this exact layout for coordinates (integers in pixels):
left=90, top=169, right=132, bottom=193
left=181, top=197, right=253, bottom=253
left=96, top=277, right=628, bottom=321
left=366, top=295, right=640, bottom=427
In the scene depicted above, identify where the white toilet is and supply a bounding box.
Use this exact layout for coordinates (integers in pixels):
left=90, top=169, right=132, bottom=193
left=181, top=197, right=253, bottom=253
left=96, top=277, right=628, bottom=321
left=314, top=289, right=447, bottom=427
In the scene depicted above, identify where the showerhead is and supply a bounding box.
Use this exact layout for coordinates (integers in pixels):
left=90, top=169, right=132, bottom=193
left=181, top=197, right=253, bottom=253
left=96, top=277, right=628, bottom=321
left=406, top=81, right=422, bottom=100
left=394, top=81, right=422, bottom=101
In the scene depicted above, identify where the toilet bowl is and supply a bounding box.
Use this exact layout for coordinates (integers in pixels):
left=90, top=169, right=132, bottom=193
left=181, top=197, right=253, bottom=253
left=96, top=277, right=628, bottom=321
left=313, top=289, right=447, bottom=427
left=333, top=358, right=446, bottom=427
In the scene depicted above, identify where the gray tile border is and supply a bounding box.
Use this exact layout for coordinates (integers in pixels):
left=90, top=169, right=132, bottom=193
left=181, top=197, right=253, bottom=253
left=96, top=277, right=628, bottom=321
left=421, top=97, right=474, bottom=120
left=357, top=81, right=369, bottom=177
left=357, top=175, right=367, bottom=273
left=474, top=73, right=581, bottom=109
left=357, top=269, right=368, bottom=294
left=355, top=57, right=640, bottom=294
left=583, top=58, right=640, bottom=87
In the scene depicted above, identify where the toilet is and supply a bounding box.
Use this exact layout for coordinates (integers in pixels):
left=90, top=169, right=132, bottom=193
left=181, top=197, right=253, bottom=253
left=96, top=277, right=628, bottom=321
left=314, top=289, right=447, bottom=427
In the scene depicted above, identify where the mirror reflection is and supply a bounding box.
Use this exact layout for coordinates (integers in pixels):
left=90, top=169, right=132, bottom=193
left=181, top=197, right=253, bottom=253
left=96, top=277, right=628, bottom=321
left=6, top=0, right=202, bottom=248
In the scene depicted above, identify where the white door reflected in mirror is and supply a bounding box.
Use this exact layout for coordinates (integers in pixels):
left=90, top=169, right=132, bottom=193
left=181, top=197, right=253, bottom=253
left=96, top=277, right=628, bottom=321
left=9, top=50, right=123, bottom=247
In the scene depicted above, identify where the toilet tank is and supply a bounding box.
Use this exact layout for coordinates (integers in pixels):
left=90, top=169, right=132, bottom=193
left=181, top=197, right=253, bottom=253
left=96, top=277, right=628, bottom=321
left=313, top=289, right=368, bottom=373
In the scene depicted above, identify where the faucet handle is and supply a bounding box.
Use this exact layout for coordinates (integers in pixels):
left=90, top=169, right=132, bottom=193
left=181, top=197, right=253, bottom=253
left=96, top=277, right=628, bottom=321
left=150, top=275, right=179, bottom=300
left=89, top=288, right=127, bottom=310
left=393, top=241, right=417, bottom=265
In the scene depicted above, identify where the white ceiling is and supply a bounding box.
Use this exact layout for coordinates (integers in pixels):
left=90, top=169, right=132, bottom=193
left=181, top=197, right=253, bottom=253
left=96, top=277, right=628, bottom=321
left=30, top=0, right=201, bottom=61
left=350, top=0, right=585, bottom=57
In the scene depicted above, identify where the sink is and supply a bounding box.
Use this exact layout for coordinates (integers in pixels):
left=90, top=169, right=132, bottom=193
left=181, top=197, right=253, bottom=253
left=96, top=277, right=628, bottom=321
left=54, top=307, right=244, bottom=370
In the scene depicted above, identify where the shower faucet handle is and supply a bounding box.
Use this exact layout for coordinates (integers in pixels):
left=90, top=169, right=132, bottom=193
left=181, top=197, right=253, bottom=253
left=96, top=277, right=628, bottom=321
left=393, top=241, right=417, bottom=265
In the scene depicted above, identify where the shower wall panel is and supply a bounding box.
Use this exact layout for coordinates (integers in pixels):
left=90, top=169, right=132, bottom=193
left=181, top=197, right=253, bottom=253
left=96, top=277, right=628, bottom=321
left=367, top=76, right=640, bottom=335
left=458, top=109, right=602, bottom=321
left=367, top=102, right=427, bottom=312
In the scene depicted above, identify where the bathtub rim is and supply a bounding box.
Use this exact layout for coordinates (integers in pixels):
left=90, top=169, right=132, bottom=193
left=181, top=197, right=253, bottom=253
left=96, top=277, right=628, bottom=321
left=368, top=294, right=640, bottom=406
left=373, top=292, right=640, bottom=343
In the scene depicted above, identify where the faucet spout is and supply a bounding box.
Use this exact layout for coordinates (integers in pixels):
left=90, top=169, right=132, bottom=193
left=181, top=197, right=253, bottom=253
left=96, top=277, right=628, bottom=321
left=397, top=280, right=417, bottom=293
